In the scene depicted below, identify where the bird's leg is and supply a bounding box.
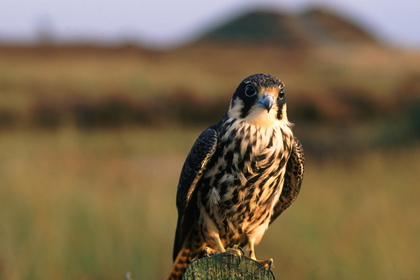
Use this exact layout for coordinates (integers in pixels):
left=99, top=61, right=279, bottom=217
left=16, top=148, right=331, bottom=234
left=210, top=236, right=244, bottom=257
left=212, top=234, right=226, bottom=253
left=248, top=239, right=274, bottom=269
left=248, top=240, right=256, bottom=260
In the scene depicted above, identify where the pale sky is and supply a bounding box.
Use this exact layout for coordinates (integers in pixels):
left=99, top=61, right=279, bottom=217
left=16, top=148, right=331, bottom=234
left=1, top=0, right=419, bottom=48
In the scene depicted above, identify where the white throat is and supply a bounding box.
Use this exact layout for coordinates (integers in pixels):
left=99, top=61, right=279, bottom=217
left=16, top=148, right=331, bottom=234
left=228, top=99, right=290, bottom=128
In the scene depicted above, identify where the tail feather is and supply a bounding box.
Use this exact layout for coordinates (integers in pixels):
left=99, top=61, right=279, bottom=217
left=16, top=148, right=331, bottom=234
left=166, top=246, right=194, bottom=280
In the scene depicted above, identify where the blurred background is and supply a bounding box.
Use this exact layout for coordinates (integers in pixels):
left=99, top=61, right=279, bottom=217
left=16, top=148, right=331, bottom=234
left=0, top=0, right=419, bottom=279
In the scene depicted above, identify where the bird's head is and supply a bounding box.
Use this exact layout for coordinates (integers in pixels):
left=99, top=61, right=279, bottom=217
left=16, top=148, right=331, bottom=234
left=228, top=73, right=288, bottom=127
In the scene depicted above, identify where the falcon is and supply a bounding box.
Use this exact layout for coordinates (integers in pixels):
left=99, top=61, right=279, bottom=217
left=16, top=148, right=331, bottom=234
left=166, top=73, right=304, bottom=280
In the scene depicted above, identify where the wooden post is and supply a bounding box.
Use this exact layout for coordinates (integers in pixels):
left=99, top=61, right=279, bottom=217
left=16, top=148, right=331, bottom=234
left=182, top=252, right=275, bottom=280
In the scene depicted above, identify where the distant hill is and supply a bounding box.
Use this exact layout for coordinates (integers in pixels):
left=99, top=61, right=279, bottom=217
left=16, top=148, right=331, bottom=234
left=191, top=7, right=379, bottom=48
left=300, top=8, right=378, bottom=45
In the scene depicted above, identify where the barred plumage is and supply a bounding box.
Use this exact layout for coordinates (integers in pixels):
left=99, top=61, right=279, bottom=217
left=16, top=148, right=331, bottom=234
left=167, top=74, right=304, bottom=280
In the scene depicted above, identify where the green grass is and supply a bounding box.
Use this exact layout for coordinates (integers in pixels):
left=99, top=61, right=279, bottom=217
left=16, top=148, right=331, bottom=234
left=0, top=128, right=418, bottom=279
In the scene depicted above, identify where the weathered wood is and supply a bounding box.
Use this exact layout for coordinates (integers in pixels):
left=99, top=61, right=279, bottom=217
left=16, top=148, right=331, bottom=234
left=183, top=252, right=275, bottom=280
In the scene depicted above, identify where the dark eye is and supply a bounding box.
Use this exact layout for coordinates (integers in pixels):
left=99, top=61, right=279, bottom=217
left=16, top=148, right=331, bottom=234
left=245, top=84, right=257, bottom=97
left=279, top=88, right=285, bottom=99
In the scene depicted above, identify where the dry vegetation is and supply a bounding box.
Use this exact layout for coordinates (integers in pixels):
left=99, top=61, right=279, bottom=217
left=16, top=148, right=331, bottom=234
left=0, top=43, right=419, bottom=279
left=0, top=128, right=418, bottom=280
left=0, top=45, right=419, bottom=129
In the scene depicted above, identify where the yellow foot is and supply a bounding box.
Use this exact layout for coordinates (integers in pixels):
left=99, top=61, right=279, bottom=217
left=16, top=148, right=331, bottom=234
left=198, top=247, right=217, bottom=258
left=257, top=258, right=274, bottom=270
left=225, top=245, right=245, bottom=257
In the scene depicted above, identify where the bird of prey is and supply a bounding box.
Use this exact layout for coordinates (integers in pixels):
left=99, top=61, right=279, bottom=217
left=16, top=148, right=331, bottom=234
left=166, top=73, right=304, bottom=280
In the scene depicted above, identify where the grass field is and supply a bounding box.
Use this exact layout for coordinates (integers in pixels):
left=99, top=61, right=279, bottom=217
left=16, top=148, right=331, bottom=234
left=0, top=43, right=419, bottom=279
left=1, top=45, right=419, bottom=127
left=0, top=128, right=418, bottom=280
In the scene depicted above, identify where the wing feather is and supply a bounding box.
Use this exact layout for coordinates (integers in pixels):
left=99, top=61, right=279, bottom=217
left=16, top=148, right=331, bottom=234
left=172, top=127, right=219, bottom=260
left=270, top=137, right=305, bottom=224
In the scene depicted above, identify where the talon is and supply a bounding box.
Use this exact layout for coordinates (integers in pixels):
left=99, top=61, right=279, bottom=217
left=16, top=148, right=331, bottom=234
left=267, top=258, right=274, bottom=270
left=258, top=258, right=274, bottom=269
left=236, top=245, right=245, bottom=256
left=225, top=245, right=244, bottom=257
left=248, top=249, right=255, bottom=259
left=198, top=247, right=217, bottom=258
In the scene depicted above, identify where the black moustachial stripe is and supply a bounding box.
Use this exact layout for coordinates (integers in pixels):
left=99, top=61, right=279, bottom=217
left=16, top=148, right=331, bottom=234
left=167, top=73, right=304, bottom=280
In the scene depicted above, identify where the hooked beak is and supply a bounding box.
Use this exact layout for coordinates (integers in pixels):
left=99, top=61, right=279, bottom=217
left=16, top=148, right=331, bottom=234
left=257, top=94, right=275, bottom=112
